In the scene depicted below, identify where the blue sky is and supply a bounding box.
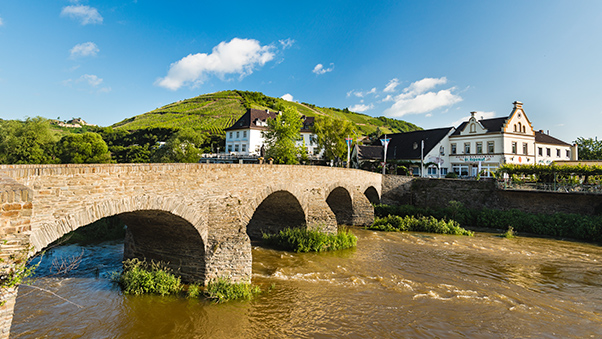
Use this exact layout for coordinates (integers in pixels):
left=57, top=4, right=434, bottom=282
left=1, top=1, right=601, bottom=143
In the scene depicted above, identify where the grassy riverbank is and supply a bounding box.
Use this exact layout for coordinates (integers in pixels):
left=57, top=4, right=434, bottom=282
left=375, top=203, right=602, bottom=242
left=262, top=227, right=357, bottom=252
left=114, top=259, right=261, bottom=302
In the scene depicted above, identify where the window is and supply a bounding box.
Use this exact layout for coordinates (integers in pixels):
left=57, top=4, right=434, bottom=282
left=538, top=147, right=543, bottom=156
left=236, top=131, right=240, bottom=138
left=453, top=164, right=469, bottom=177
left=518, top=122, right=522, bottom=133
left=243, top=131, right=247, bottom=138
left=566, top=150, right=570, bottom=158
left=556, top=149, right=560, bottom=157
left=234, top=144, right=239, bottom=152
left=427, top=167, right=438, bottom=175
left=470, top=124, right=476, bottom=133
left=523, top=143, right=528, bottom=155
left=227, top=145, right=232, bottom=152
left=229, top=132, right=233, bottom=139
left=440, top=168, right=448, bottom=176
left=476, top=142, right=483, bottom=154
left=451, top=144, right=457, bottom=154
left=440, top=146, right=445, bottom=155
left=512, top=142, right=517, bottom=154
left=546, top=148, right=551, bottom=157
left=464, top=143, right=470, bottom=154
left=488, top=141, right=494, bottom=153
left=514, top=124, right=517, bottom=132
left=241, top=144, right=247, bottom=153
left=412, top=167, right=420, bottom=175
left=523, top=126, right=526, bottom=133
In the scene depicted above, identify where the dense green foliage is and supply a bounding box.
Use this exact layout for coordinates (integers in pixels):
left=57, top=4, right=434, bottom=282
left=115, top=259, right=182, bottom=296
left=375, top=203, right=602, bottom=243
left=205, top=277, right=262, bottom=303
left=368, top=215, right=474, bottom=236
left=56, top=132, right=112, bottom=164
left=0, top=117, right=59, bottom=164
left=575, top=137, right=602, bottom=160
left=263, top=107, right=303, bottom=164
left=313, top=116, right=357, bottom=161
left=496, top=163, right=602, bottom=184
left=0, top=247, right=39, bottom=304
left=262, top=227, right=358, bottom=252
left=151, top=128, right=207, bottom=163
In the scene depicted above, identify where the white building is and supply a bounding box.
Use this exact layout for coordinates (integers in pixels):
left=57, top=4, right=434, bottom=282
left=357, top=101, right=577, bottom=177
left=224, top=109, right=320, bottom=157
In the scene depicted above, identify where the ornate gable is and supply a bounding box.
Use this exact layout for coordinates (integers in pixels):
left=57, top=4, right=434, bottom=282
left=459, top=112, right=488, bottom=136
left=503, top=101, right=534, bottom=136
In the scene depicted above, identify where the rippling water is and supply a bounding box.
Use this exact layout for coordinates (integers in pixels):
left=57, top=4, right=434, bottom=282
left=11, top=229, right=602, bottom=338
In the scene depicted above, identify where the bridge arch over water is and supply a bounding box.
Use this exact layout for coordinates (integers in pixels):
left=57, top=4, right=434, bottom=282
left=0, top=163, right=381, bottom=336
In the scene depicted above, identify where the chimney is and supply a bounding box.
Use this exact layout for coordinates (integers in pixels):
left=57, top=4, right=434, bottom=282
left=547, top=130, right=549, bottom=135
left=470, top=111, right=477, bottom=118
left=539, top=130, right=544, bottom=133
left=513, top=101, right=523, bottom=109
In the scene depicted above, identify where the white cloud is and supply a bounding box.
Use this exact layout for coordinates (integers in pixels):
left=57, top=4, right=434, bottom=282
left=70, top=42, right=99, bottom=58
left=381, top=94, right=394, bottom=102
left=312, top=63, right=334, bottom=75
left=367, top=87, right=377, bottom=94
left=383, top=77, right=462, bottom=117
left=61, top=5, right=103, bottom=25
left=383, top=78, right=399, bottom=93
left=349, top=103, right=374, bottom=113
left=0, top=17, right=4, bottom=26
left=79, top=74, right=103, bottom=87
left=279, top=38, right=295, bottom=49
left=281, top=93, right=294, bottom=101
left=156, top=38, right=275, bottom=90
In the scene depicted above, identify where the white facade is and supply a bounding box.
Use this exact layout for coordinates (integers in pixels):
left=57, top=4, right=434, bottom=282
left=225, top=129, right=265, bottom=155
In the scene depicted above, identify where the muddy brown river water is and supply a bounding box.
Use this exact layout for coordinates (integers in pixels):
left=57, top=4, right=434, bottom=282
left=10, top=228, right=602, bottom=338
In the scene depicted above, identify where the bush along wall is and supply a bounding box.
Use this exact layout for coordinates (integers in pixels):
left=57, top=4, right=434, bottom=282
left=374, top=203, right=602, bottom=243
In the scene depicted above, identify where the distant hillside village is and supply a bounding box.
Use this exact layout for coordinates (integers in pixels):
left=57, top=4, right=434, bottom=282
left=53, top=118, right=97, bottom=128
left=213, top=101, right=577, bottom=177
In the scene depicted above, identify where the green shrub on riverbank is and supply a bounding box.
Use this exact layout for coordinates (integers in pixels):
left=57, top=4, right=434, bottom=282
left=262, top=227, right=357, bottom=252
left=205, top=277, right=261, bottom=303
left=368, top=215, right=474, bottom=236
left=374, top=203, right=602, bottom=242
left=115, top=259, right=182, bottom=296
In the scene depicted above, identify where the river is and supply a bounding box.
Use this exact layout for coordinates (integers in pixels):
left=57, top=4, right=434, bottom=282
left=10, top=229, right=602, bottom=338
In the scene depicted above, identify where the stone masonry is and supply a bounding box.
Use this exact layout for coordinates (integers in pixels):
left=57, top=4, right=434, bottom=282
left=0, top=163, right=381, bottom=338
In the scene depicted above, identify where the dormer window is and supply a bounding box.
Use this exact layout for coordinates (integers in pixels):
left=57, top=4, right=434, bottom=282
left=413, top=142, right=418, bottom=150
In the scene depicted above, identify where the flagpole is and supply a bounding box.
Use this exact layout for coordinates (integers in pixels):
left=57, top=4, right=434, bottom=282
left=381, top=134, right=389, bottom=175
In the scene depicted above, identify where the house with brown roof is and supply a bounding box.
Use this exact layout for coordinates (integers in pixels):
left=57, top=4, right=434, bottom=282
left=224, top=108, right=320, bottom=157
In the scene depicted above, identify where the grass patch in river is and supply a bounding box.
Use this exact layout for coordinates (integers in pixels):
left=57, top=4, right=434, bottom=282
left=262, top=227, right=358, bottom=252
left=114, top=259, right=261, bottom=303
left=367, top=215, right=474, bottom=236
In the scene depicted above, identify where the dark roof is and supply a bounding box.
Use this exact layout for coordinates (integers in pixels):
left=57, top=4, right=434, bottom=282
left=225, top=109, right=279, bottom=131
left=535, top=131, right=572, bottom=146
left=357, top=145, right=383, bottom=160
left=451, top=117, right=507, bottom=136
left=225, top=109, right=315, bottom=132
left=384, top=127, right=454, bottom=160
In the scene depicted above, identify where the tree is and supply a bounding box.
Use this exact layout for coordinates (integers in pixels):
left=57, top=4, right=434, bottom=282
left=151, top=128, right=206, bottom=163
left=313, top=116, right=357, bottom=162
left=575, top=137, right=602, bottom=160
left=56, top=132, right=112, bottom=164
left=263, top=106, right=303, bottom=164
left=0, top=117, right=59, bottom=164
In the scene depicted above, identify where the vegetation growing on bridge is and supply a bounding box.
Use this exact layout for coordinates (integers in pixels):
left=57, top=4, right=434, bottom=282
left=375, top=203, right=602, bottom=243
left=262, top=227, right=357, bottom=252
left=368, top=215, right=474, bottom=236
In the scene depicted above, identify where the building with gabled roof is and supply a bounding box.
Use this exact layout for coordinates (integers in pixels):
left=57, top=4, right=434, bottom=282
left=224, top=108, right=320, bottom=157
left=354, top=101, right=577, bottom=177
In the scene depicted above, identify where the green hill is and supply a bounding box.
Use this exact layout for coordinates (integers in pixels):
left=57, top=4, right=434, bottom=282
left=111, top=90, right=421, bottom=136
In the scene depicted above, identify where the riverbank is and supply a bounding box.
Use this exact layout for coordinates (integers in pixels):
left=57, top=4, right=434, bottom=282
left=375, top=203, right=602, bottom=243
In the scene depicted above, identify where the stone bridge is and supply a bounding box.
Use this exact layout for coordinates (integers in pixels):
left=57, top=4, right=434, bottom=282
left=0, top=163, right=381, bottom=337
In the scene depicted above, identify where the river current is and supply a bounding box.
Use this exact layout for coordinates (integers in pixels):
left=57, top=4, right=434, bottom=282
left=11, top=229, right=602, bottom=338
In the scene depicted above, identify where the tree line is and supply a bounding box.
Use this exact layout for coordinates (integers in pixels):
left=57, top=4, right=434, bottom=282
left=0, top=109, right=358, bottom=165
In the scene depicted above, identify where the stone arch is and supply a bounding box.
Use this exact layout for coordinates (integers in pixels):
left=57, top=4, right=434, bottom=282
left=326, top=186, right=354, bottom=225
left=364, top=186, right=380, bottom=205
left=246, top=190, right=306, bottom=241
left=30, top=196, right=208, bottom=283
